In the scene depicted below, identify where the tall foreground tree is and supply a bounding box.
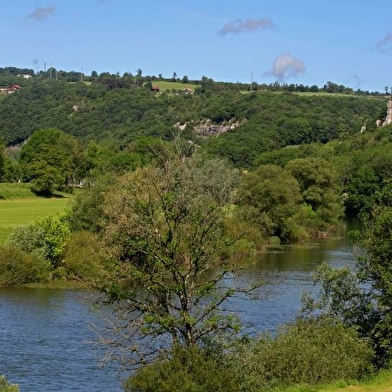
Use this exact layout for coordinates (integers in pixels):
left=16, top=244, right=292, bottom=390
left=97, top=151, right=256, bottom=368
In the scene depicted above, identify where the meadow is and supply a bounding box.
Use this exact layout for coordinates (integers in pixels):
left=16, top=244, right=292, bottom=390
left=0, top=183, right=71, bottom=243
left=154, top=80, right=197, bottom=91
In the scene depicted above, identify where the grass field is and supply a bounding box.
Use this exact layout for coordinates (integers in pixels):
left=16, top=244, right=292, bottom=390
left=0, top=183, right=72, bottom=243
left=280, top=368, right=392, bottom=392
left=0, top=198, right=71, bottom=243
left=240, top=89, right=359, bottom=98
left=154, top=80, right=197, bottom=91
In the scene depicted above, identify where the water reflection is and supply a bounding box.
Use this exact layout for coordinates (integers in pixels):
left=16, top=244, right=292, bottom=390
left=232, top=226, right=357, bottom=335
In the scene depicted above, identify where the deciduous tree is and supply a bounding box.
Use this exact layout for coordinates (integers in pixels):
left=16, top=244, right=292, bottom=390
left=20, top=128, right=78, bottom=194
left=96, top=150, right=257, bottom=367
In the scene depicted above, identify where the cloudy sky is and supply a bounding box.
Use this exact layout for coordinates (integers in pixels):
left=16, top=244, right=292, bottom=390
left=2, top=0, right=392, bottom=91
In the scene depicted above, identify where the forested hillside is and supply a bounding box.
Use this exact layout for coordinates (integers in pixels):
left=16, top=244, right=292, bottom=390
left=0, top=75, right=386, bottom=168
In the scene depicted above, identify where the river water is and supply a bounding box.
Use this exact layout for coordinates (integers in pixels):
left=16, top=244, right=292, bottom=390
left=0, top=223, right=357, bottom=391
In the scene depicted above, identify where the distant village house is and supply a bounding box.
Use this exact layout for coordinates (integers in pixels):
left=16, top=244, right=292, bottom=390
left=0, top=84, right=22, bottom=94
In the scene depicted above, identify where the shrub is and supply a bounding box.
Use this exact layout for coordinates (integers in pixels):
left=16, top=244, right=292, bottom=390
left=230, top=317, right=374, bottom=391
left=7, top=214, right=71, bottom=268
left=124, top=346, right=239, bottom=392
left=0, top=246, right=50, bottom=286
left=0, top=376, right=19, bottom=392
left=6, top=223, right=48, bottom=260
left=62, top=231, right=113, bottom=284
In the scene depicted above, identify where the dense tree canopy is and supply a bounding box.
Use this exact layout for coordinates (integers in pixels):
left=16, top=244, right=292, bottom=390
left=19, top=128, right=80, bottom=193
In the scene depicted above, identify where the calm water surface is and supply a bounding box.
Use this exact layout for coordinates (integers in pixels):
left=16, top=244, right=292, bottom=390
left=0, top=224, right=357, bottom=391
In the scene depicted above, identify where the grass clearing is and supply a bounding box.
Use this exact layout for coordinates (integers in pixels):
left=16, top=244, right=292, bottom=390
left=0, top=196, right=71, bottom=243
left=154, top=81, right=197, bottom=91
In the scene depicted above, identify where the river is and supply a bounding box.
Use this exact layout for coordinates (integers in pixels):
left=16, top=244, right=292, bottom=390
left=0, top=223, right=357, bottom=392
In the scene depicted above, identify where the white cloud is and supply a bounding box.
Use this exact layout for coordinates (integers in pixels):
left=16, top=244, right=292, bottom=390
left=219, top=17, right=274, bottom=36
left=266, top=53, right=305, bottom=82
left=377, top=32, right=392, bottom=53
left=27, top=5, right=56, bottom=21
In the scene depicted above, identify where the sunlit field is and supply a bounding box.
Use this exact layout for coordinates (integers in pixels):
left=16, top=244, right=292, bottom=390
left=0, top=184, right=72, bottom=243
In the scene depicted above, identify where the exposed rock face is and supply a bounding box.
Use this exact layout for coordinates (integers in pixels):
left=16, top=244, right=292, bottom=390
left=174, top=119, right=246, bottom=137
left=193, top=119, right=245, bottom=137
left=383, top=100, right=392, bottom=126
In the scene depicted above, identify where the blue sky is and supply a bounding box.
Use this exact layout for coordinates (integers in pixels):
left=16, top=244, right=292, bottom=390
left=2, top=0, right=392, bottom=92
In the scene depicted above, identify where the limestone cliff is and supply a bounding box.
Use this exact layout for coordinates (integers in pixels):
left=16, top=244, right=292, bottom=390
left=383, top=100, right=392, bottom=126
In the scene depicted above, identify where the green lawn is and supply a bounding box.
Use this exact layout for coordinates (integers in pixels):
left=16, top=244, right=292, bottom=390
left=153, top=81, right=197, bottom=91
left=0, top=193, right=71, bottom=243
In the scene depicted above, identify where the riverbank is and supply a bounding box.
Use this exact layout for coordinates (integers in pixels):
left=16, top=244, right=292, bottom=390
left=282, top=368, right=392, bottom=392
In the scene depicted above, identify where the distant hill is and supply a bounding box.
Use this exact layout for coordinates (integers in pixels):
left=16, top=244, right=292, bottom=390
left=0, top=77, right=386, bottom=167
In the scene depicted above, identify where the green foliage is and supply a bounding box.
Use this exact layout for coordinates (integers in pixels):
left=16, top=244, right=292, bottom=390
left=94, top=151, right=257, bottom=367
left=2, top=156, right=20, bottom=183
left=20, top=128, right=79, bottom=194
left=125, top=318, right=374, bottom=392
left=204, top=93, right=383, bottom=167
left=0, top=245, right=50, bottom=286
left=124, top=346, right=238, bottom=392
left=286, top=157, right=344, bottom=233
left=0, top=376, right=19, bottom=392
left=237, top=158, right=343, bottom=242
left=63, top=231, right=113, bottom=283
left=238, top=164, right=302, bottom=241
left=230, top=318, right=374, bottom=391
left=7, top=214, right=71, bottom=267
left=0, top=77, right=384, bottom=172
left=68, top=183, right=108, bottom=233
left=36, top=214, right=71, bottom=266
left=0, top=183, right=36, bottom=199
left=6, top=222, right=48, bottom=259
left=303, top=181, right=392, bottom=367
left=0, top=140, right=5, bottom=181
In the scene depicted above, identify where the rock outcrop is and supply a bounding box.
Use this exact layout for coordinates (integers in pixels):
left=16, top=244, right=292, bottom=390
left=383, top=100, right=392, bottom=126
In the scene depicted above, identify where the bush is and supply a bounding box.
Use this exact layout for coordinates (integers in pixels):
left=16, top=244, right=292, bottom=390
left=124, top=346, right=239, bottom=392
left=7, top=214, right=71, bottom=268
left=0, top=376, right=19, bottom=392
left=6, top=223, right=48, bottom=260
left=0, top=246, right=50, bottom=285
left=62, top=231, right=113, bottom=284
left=230, top=317, right=374, bottom=391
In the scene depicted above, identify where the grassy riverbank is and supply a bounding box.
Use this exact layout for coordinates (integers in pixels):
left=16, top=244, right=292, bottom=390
left=281, top=368, right=392, bottom=392
left=304, top=370, right=392, bottom=392
left=0, top=183, right=72, bottom=243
